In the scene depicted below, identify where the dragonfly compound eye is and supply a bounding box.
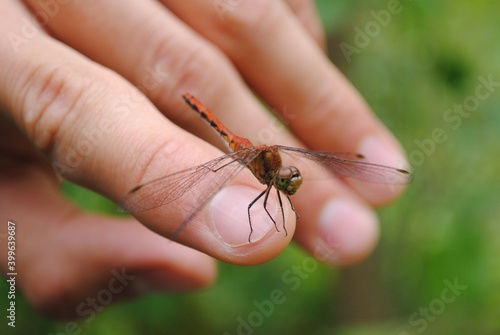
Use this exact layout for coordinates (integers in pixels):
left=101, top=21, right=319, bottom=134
left=275, top=166, right=303, bottom=195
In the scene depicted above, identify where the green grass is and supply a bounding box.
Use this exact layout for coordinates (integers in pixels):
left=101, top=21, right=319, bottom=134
left=2, top=1, right=499, bottom=334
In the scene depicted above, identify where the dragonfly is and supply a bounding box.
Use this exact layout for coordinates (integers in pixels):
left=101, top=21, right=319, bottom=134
left=120, top=93, right=412, bottom=242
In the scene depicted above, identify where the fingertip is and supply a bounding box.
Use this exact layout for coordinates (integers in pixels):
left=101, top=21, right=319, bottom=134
left=316, top=198, right=380, bottom=266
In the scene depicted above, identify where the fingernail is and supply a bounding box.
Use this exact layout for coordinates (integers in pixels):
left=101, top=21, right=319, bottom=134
left=210, top=186, right=276, bottom=246
left=354, top=136, right=410, bottom=202
left=318, top=199, right=379, bottom=265
left=358, top=135, right=409, bottom=169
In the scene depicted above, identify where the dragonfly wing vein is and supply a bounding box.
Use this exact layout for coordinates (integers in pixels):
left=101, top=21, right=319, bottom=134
left=279, top=146, right=412, bottom=185
left=120, top=150, right=256, bottom=213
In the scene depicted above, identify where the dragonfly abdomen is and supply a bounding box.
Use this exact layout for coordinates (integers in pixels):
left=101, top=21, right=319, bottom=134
left=183, top=93, right=236, bottom=145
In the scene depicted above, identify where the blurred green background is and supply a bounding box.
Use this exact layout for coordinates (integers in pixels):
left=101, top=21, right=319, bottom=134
left=2, top=0, right=499, bottom=334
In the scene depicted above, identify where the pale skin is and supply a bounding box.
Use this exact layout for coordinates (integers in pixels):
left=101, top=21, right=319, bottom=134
left=0, top=0, right=408, bottom=319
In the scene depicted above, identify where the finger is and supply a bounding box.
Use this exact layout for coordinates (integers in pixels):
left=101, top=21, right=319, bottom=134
left=0, top=143, right=216, bottom=319
left=0, top=2, right=294, bottom=264
left=164, top=0, right=410, bottom=204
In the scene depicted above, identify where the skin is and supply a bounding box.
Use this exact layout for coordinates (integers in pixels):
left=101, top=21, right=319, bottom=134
left=0, top=0, right=408, bottom=319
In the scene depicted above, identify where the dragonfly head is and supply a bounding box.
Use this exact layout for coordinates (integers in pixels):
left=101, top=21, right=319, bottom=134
left=274, top=166, right=303, bottom=196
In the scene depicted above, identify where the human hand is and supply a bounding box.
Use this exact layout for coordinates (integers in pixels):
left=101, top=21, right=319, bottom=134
left=0, top=0, right=408, bottom=319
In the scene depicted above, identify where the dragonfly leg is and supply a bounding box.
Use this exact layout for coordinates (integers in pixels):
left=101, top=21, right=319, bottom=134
left=247, top=187, right=272, bottom=243
left=212, top=158, right=245, bottom=172
left=275, top=189, right=288, bottom=238
left=263, top=186, right=279, bottom=233
left=286, top=195, right=300, bottom=220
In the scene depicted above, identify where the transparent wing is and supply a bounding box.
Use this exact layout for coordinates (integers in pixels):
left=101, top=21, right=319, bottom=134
left=278, top=146, right=412, bottom=185
left=119, top=149, right=259, bottom=213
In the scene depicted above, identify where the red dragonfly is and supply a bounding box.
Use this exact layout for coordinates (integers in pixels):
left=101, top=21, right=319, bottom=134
left=121, top=94, right=412, bottom=241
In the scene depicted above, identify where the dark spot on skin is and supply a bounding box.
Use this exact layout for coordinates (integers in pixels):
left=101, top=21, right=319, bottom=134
left=131, top=185, right=143, bottom=192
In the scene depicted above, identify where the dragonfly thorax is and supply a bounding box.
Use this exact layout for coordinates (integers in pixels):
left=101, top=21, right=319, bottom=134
left=274, top=166, right=303, bottom=196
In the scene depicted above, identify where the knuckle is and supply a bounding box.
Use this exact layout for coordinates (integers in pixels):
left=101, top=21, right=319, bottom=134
left=145, top=32, right=229, bottom=112
left=123, top=130, right=191, bottom=189
left=301, top=85, right=348, bottom=132
left=17, top=63, right=94, bottom=156
left=169, top=44, right=223, bottom=98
